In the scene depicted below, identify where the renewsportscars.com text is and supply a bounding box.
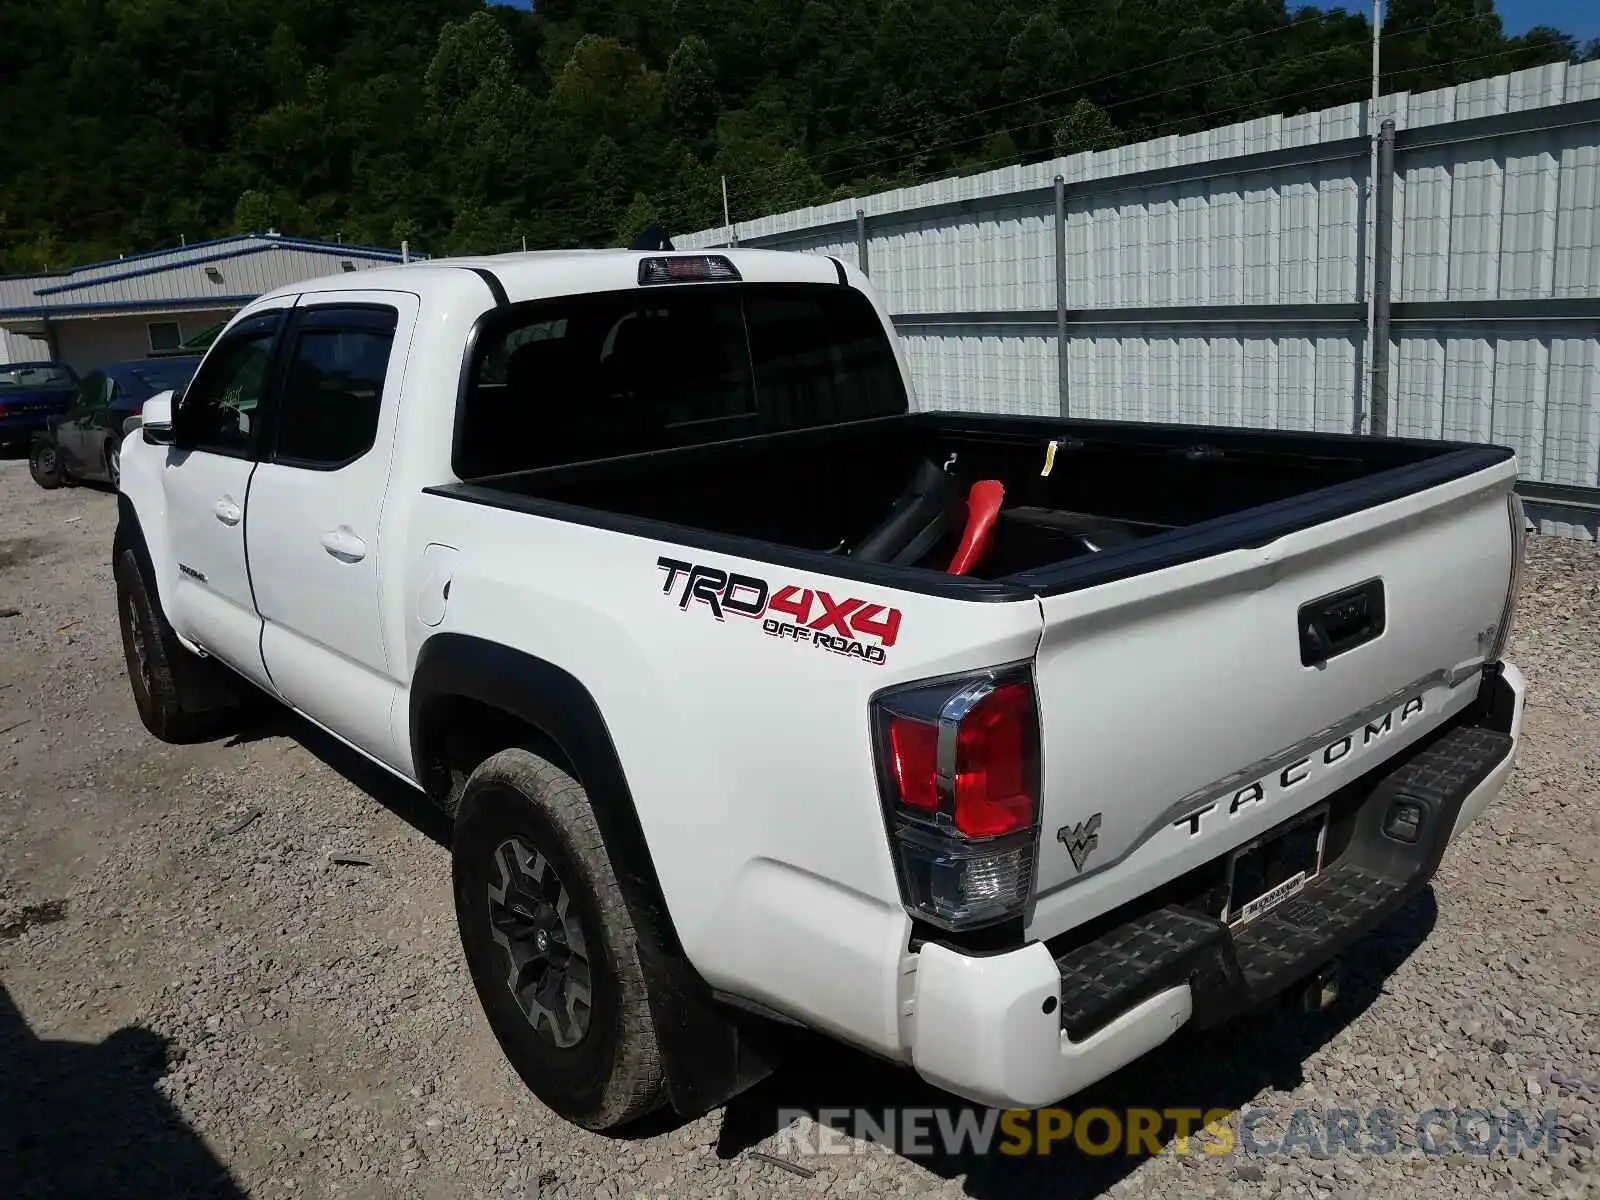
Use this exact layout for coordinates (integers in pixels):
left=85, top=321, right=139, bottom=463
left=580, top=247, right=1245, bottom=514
left=772, top=1105, right=1565, bottom=1159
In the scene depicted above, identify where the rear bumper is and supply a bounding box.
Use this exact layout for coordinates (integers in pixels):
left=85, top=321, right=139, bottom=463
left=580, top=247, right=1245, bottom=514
left=0, top=414, right=51, bottom=441
left=907, top=662, right=1524, bottom=1110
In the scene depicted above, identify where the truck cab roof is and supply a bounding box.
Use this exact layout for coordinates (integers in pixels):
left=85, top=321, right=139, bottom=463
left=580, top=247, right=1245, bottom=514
left=261, top=247, right=849, bottom=311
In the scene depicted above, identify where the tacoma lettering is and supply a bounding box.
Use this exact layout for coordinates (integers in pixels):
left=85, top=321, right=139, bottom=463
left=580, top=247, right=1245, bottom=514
left=1173, top=694, right=1428, bottom=839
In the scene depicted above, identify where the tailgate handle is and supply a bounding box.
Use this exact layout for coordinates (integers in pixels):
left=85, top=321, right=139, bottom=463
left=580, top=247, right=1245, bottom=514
left=1299, top=579, right=1385, bottom=666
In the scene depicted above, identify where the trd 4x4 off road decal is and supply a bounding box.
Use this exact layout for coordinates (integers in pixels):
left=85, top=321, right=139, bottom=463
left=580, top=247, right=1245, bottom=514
left=656, top=556, right=902, bottom=666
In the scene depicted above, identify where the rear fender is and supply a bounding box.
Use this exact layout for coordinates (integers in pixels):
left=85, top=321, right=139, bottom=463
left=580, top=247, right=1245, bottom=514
left=410, top=633, right=779, bottom=1116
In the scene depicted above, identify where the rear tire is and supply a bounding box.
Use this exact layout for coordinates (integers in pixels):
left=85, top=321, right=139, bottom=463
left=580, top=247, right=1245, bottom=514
left=114, top=547, right=227, bottom=743
left=452, top=748, right=665, bottom=1131
left=106, top=440, right=121, bottom=490
left=29, top=437, right=64, bottom=489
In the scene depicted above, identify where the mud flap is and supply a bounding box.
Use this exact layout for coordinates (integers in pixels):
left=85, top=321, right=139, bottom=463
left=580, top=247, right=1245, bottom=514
left=636, top=934, right=779, bottom=1118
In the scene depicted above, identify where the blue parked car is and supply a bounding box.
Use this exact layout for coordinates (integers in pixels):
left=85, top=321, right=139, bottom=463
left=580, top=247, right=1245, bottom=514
left=29, top=357, right=202, bottom=490
left=0, top=361, right=80, bottom=451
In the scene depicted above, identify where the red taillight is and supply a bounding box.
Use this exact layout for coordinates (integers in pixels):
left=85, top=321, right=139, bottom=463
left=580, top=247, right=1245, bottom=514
left=888, top=714, right=939, bottom=812
left=953, top=681, right=1034, bottom=836
left=880, top=678, right=1039, bottom=834
left=873, top=670, right=1041, bottom=930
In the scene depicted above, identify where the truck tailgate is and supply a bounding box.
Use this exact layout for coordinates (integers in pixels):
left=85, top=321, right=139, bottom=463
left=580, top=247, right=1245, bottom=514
left=1026, top=455, right=1520, bottom=941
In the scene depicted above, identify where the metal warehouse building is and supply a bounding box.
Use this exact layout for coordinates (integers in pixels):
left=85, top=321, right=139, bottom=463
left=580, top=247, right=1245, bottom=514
left=0, top=232, right=415, bottom=372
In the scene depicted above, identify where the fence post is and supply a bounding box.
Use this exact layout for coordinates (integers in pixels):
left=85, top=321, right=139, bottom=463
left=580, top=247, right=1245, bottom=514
left=855, top=209, right=869, bottom=276
left=1370, top=119, right=1396, bottom=437
left=1055, top=175, right=1069, bottom=418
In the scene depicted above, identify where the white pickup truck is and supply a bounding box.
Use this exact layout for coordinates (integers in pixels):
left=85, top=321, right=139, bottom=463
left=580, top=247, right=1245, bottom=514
left=115, top=248, right=1527, bottom=1132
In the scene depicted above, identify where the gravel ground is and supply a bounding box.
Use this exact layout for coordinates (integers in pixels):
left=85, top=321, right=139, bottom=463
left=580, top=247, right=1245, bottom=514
left=1, top=456, right=1596, bottom=1200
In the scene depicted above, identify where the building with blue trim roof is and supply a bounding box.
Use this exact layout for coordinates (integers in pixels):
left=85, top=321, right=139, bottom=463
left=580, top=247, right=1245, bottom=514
left=0, top=231, right=419, bottom=371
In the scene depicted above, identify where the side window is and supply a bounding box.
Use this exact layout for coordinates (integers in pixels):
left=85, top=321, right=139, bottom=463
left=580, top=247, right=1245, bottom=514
left=178, top=313, right=282, bottom=457
left=271, top=306, right=398, bottom=469
left=72, top=371, right=106, bottom=412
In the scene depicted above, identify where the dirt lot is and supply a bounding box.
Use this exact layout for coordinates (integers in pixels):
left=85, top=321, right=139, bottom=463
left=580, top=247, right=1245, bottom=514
left=1, top=456, right=1597, bottom=1200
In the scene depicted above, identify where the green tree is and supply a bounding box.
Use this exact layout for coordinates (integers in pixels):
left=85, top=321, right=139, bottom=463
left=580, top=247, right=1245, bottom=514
left=426, top=12, right=518, bottom=117
left=582, top=135, right=631, bottom=241
left=233, top=190, right=280, bottom=233
left=549, top=34, right=662, bottom=146
left=0, top=0, right=1584, bottom=269
left=665, top=35, right=718, bottom=139
left=1053, top=98, right=1118, bottom=156
left=613, top=191, right=662, bottom=245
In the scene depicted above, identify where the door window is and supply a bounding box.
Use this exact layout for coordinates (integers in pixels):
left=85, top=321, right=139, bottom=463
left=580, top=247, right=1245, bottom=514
left=70, top=371, right=106, bottom=414
left=176, top=313, right=281, bottom=457
left=91, top=376, right=117, bottom=412
left=271, top=306, right=398, bottom=469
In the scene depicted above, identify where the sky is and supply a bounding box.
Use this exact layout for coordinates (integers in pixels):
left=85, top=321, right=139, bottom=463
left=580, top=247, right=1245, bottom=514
left=1485, top=0, right=1598, bottom=40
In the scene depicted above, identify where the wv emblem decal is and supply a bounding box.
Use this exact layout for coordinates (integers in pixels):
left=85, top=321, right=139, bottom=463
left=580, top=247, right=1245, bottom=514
left=1056, top=813, right=1103, bottom=873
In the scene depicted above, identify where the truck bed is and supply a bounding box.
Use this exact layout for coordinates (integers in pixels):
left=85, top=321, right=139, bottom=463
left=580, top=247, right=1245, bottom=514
left=433, top=412, right=1512, bottom=597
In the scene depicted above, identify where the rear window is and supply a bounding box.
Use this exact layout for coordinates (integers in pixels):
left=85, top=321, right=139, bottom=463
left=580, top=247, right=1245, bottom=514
left=455, top=283, right=906, bottom=477
left=127, top=360, right=200, bottom=394
left=0, top=363, right=77, bottom=389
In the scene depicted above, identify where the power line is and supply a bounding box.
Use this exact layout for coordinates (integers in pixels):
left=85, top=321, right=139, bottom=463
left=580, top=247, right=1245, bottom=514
left=875, top=70, right=1379, bottom=196
left=725, top=7, right=1495, bottom=197
left=888, top=37, right=1555, bottom=194
left=725, top=11, right=1353, bottom=191
left=807, top=35, right=1551, bottom=208
left=731, top=41, right=1364, bottom=202
left=724, top=10, right=1508, bottom=209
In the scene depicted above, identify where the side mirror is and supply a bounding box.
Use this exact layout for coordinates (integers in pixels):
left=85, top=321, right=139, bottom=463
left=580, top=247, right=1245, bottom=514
left=141, top=390, right=176, bottom=446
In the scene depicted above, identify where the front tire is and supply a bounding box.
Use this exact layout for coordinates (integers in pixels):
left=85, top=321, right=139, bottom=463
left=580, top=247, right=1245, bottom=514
left=106, top=439, right=121, bottom=490
left=452, top=749, right=665, bottom=1131
left=29, top=437, right=65, bottom=489
left=114, top=547, right=224, bottom=743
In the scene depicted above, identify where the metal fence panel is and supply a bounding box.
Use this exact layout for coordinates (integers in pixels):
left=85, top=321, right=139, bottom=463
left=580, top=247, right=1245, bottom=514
left=874, top=204, right=1056, bottom=314
left=1060, top=325, right=1359, bottom=432
left=680, top=61, right=1600, bottom=530
left=899, top=328, right=1057, bottom=415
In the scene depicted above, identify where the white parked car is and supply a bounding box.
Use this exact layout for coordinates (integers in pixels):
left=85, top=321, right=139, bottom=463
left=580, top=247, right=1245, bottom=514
left=114, top=247, right=1527, bottom=1131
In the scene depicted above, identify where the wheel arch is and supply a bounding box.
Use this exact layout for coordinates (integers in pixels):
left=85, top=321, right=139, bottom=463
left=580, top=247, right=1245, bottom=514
left=114, top=494, right=164, bottom=609
left=409, top=633, right=778, bottom=1117
left=114, top=494, right=239, bottom=715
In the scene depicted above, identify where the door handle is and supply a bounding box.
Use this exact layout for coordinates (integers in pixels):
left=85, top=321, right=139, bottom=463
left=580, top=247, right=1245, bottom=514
left=321, top=528, right=367, bottom=563
left=213, top=498, right=242, bottom=526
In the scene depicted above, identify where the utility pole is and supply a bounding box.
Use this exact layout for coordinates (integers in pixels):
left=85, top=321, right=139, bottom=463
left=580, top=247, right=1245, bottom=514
left=1362, top=0, right=1384, bottom=435
left=721, top=176, right=735, bottom=247
left=1054, top=175, right=1069, bottom=418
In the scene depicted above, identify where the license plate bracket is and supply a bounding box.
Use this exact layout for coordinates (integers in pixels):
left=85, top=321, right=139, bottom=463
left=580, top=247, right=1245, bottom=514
left=1222, top=806, right=1328, bottom=927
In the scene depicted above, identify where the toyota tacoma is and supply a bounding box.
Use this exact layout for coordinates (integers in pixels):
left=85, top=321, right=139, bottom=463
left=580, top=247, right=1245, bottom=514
left=113, top=247, right=1528, bottom=1131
